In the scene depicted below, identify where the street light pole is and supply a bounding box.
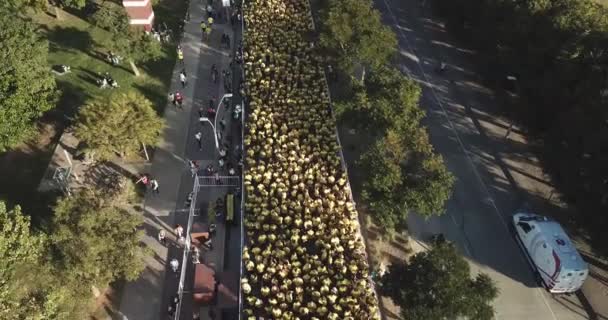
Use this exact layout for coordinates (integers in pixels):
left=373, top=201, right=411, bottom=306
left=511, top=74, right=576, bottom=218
left=214, top=93, right=233, bottom=139
left=199, top=117, right=220, bottom=150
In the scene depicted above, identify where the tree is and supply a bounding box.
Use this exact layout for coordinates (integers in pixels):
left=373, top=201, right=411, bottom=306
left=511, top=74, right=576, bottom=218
left=0, top=202, right=45, bottom=316
left=0, top=0, right=46, bottom=9
left=335, top=65, right=424, bottom=136
left=91, top=1, right=130, bottom=34
left=319, top=0, right=397, bottom=79
left=0, top=12, right=58, bottom=151
left=92, top=2, right=162, bottom=76
left=380, top=241, right=499, bottom=320
left=74, top=91, right=164, bottom=161
left=51, top=187, right=146, bottom=288
left=359, top=128, right=454, bottom=230
left=345, top=66, right=454, bottom=229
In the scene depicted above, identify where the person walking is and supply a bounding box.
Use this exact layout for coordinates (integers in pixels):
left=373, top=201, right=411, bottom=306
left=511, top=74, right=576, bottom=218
left=179, top=70, right=187, bottom=88
left=175, top=91, right=183, bottom=109
left=135, top=173, right=150, bottom=186
left=158, top=229, right=167, bottom=245
left=205, top=22, right=212, bottom=38
left=192, top=246, right=200, bottom=264
left=206, top=4, right=213, bottom=18
left=168, top=92, right=175, bottom=105
left=194, top=131, right=203, bottom=151
left=177, top=46, right=184, bottom=65
left=189, top=160, right=199, bottom=177
left=207, top=14, right=214, bottom=27
left=210, top=64, right=218, bottom=83
left=200, top=21, right=208, bottom=40
left=150, top=179, right=160, bottom=195
left=170, top=258, right=180, bottom=273
left=174, top=224, right=184, bottom=238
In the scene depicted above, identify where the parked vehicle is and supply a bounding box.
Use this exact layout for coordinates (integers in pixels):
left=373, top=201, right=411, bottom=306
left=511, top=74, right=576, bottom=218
left=512, top=212, right=588, bottom=293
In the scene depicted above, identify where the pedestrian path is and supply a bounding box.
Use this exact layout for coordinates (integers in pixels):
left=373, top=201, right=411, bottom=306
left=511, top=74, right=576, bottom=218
left=118, top=0, right=241, bottom=318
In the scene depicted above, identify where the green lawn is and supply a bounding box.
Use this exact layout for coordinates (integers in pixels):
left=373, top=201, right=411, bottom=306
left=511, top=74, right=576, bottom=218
left=31, top=2, right=180, bottom=116
left=0, top=0, right=186, bottom=223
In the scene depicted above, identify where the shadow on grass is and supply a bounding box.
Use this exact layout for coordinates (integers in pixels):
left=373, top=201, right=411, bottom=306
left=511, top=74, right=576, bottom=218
left=45, top=26, right=94, bottom=53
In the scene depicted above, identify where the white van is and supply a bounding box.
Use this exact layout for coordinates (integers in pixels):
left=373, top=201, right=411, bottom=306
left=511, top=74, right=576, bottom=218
left=512, top=212, right=588, bottom=293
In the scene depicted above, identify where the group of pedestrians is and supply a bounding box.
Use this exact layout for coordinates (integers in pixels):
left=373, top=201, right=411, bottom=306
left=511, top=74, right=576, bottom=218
left=154, top=2, right=246, bottom=318
left=135, top=173, right=160, bottom=194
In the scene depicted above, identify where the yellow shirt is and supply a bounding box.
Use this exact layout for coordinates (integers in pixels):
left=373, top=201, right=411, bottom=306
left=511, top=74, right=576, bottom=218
left=207, top=17, right=214, bottom=25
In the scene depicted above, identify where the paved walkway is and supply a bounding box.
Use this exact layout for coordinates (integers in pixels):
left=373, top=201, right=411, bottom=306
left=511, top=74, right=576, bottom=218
left=118, top=0, right=243, bottom=319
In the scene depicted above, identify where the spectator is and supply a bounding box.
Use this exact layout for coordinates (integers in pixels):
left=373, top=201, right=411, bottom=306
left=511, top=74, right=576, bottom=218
left=179, top=70, right=187, bottom=88
left=158, top=229, right=167, bottom=245
left=175, top=92, right=184, bottom=109
left=135, top=173, right=150, bottom=186
left=174, top=224, right=184, bottom=238
left=168, top=92, right=175, bottom=105
left=170, top=258, right=179, bottom=273
left=150, top=179, right=160, bottom=195
left=177, top=46, right=184, bottom=65
left=195, top=131, right=203, bottom=150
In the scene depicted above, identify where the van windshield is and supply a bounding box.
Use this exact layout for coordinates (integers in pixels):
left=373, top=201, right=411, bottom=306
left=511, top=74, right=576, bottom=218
left=518, top=222, right=532, bottom=233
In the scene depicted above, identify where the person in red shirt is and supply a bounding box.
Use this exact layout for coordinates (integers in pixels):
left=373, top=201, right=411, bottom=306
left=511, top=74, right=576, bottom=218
left=175, top=92, right=184, bottom=109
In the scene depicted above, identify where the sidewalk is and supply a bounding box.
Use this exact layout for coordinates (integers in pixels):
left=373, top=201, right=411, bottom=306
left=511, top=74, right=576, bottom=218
left=118, top=0, right=241, bottom=319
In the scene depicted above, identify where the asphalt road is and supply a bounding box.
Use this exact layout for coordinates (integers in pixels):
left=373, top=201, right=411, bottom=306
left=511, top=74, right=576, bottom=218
left=373, top=0, right=594, bottom=319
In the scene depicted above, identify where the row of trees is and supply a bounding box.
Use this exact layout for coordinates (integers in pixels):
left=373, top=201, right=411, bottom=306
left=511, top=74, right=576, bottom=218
left=319, top=0, right=455, bottom=231
left=317, top=0, right=498, bottom=318
left=432, top=0, right=608, bottom=251
left=0, top=180, right=146, bottom=319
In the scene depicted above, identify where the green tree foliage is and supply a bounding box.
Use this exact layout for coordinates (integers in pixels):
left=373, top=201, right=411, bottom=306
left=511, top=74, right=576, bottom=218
left=319, top=0, right=397, bottom=75
left=91, top=1, right=130, bottom=33
left=432, top=0, right=608, bottom=251
left=74, top=91, right=164, bottom=161
left=0, top=202, right=85, bottom=319
left=359, top=128, right=454, bottom=229
left=0, top=0, right=46, bottom=9
left=91, top=1, right=162, bottom=75
left=56, top=0, right=87, bottom=9
left=0, top=11, right=58, bottom=151
left=0, top=202, right=45, bottom=315
left=381, top=241, right=498, bottom=320
left=51, top=187, right=146, bottom=287
left=337, top=65, right=454, bottom=229
left=335, top=65, right=424, bottom=135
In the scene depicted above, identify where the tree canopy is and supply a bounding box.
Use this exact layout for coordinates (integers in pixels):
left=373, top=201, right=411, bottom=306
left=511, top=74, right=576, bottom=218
left=319, top=0, right=397, bottom=75
left=0, top=12, right=58, bottom=151
left=335, top=64, right=424, bottom=135
left=74, top=91, right=164, bottom=161
left=91, top=1, right=130, bottom=34
left=336, top=66, right=454, bottom=230
left=51, top=187, right=146, bottom=287
left=0, top=202, right=45, bottom=317
left=380, top=241, right=498, bottom=320
left=432, top=0, right=608, bottom=253
left=359, top=128, right=454, bottom=229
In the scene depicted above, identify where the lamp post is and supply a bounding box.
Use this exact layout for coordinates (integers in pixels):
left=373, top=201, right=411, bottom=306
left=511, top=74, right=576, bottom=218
left=201, top=93, right=233, bottom=152
left=214, top=93, right=233, bottom=138
left=199, top=117, right=220, bottom=151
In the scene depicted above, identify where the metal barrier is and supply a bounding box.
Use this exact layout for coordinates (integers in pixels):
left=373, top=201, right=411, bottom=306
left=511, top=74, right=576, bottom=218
left=238, top=1, right=247, bottom=318
left=174, top=175, right=200, bottom=320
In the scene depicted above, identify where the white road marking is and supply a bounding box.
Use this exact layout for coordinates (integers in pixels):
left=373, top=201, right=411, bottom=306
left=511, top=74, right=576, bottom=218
left=378, top=0, right=559, bottom=318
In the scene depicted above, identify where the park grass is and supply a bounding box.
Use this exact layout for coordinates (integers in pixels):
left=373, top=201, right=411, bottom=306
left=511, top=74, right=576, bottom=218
left=0, top=0, right=185, bottom=220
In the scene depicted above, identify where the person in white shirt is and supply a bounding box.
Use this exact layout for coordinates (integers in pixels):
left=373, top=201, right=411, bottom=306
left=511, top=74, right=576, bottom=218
left=179, top=70, right=187, bottom=88
left=170, top=258, right=179, bottom=273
